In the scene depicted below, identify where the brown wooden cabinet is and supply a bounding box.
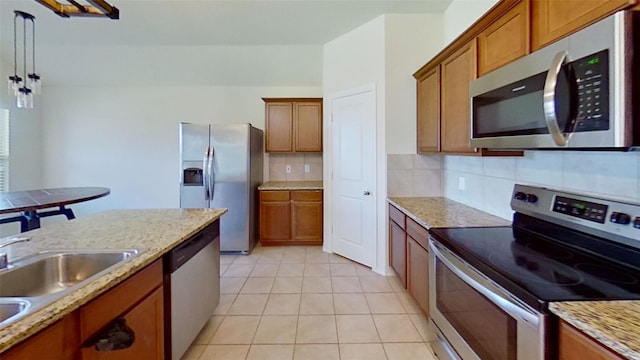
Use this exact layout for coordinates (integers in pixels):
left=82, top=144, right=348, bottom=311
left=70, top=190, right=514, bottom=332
left=263, top=98, right=323, bottom=153
left=441, top=41, right=478, bottom=154
left=416, top=66, right=440, bottom=153
left=2, top=260, right=163, bottom=359
left=260, top=189, right=323, bottom=245
left=1, top=314, right=79, bottom=360
left=558, top=320, right=624, bottom=360
left=477, top=0, right=529, bottom=76
left=389, top=204, right=407, bottom=287
left=406, top=218, right=429, bottom=316
left=388, top=204, right=431, bottom=313
left=531, top=0, right=635, bottom=51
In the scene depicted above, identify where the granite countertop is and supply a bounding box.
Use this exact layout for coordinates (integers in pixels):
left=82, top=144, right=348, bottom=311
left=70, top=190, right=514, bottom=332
left=551, top=301, right=640, bottom=359
left=0, top=208, right=226, bottom=353
left=388, top=197, right=511, bottom=229
left=259, top=181, right=323, bottom=191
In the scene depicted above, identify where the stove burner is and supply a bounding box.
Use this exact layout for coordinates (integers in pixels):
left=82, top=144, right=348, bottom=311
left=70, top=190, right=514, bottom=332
left=525, top=242, right=574, bottom=260
left=489, top=253, right=583, bottom=286
left=574, top=263, right=639, bottom=285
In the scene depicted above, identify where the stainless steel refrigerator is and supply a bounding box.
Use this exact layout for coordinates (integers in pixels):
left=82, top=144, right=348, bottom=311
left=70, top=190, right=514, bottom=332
left=179, top=123, right=263, bottom=254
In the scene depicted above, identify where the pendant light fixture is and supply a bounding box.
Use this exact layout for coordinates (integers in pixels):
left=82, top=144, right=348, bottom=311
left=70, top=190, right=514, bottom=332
left=7, top=11, right=38, bottom=109
left=36, top=0, right=119, bottom=19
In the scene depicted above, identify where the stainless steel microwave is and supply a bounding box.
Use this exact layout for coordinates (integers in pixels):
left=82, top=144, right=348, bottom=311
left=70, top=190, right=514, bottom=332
left=470, top=11, right=637, bottom=150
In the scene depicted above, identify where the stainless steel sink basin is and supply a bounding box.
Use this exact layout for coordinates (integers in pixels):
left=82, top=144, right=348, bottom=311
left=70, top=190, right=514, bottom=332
left=0, top=299, right=30, bottom=324
left=0, top=250, right=140, bottom=297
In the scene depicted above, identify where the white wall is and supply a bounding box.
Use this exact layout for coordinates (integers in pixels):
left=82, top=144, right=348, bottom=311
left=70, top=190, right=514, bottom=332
left=40, top=85, right=321, bottom=219
left=385, top=14, right=443, bottom=155
left=443, top=0, right=499, bottom=43
left=323, top=15, right=386, bottom=273
left=324, top=14, right=440, bottom=274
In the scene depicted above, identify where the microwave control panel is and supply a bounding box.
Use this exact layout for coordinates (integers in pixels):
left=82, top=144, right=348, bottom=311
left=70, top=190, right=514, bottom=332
left=573, top=49, right=609, bottom=132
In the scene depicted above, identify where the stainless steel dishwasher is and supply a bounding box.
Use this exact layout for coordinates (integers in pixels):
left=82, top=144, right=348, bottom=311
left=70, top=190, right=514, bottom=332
left=165, top=220, right=220, bottom=360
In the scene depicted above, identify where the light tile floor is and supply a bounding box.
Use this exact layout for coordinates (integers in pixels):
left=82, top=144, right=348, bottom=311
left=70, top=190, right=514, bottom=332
left=181, top=245, right=438, bottom=360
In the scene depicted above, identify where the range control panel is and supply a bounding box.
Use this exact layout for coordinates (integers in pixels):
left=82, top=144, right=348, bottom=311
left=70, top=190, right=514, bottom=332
left=511, top=184, right=640, bottom=247
left=552, top=196, right=608, bottom=224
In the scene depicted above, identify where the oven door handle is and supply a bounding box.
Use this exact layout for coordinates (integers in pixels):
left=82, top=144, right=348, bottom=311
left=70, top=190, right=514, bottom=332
left=430, top=239, right=540, bottom=326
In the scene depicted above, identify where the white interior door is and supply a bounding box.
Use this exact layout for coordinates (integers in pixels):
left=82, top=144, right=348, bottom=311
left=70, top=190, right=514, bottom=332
left=331, top=88, right=375, bottom=266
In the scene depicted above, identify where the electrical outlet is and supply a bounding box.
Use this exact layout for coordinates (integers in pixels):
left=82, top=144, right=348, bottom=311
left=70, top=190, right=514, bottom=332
left=458, top=176, right=466, bottom=191
left=304, top=164, right=310, bottom=173
left=286, top=164, right=292, bottom=174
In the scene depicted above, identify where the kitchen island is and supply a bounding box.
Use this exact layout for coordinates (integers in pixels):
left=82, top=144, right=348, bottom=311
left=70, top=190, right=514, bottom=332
left=0, top=208, right=226, bottom=354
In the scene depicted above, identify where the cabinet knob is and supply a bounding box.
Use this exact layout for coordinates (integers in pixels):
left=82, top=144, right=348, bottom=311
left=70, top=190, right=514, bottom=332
left=363, top=191, right=371, bottom=196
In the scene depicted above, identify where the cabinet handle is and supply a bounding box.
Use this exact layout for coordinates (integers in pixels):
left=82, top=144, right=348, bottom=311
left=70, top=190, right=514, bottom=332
left=87, top=317, right=135, bottom=351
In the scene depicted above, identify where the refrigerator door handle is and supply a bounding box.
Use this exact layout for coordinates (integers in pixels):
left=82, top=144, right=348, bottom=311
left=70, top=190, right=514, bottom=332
left=203, top=147, right=210, bottom=200
left=208, top=145, right=215, bottom=200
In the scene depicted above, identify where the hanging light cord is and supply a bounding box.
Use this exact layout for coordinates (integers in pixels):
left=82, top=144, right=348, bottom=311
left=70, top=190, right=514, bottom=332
left=12, top=13, right=18, bottom=77
left=22, top=14, right=27, bottom=88
left=31, top=17, right=36, bottom=76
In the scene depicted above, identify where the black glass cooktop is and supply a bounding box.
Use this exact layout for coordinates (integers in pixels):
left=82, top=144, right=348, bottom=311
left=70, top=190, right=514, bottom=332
left=429, top=219, right=640, bottom=311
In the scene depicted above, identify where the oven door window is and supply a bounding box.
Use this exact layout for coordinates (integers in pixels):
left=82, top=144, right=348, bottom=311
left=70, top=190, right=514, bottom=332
left=436, top=259, right=517, bottom=360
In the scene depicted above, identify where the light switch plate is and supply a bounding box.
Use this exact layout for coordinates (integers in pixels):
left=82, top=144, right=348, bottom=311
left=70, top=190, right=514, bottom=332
left=458, top=176, right=466, bottom=191
left=304, top=164, right=310, bottom=173
left=286, top=164, right=292, bottom=174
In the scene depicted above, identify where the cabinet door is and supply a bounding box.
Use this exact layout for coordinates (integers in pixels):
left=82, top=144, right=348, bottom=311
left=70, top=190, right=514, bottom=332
left=441, top=41, right=477, bottom=154
left=265, top=102, right=293, bottom=152
left=1, top=315, right=79, bottom=360
left=531, top=0, right=634, bottom=51
left=260, top=191, right=292, bottom=242
left=295, top=102, right=323, bottom=152
left=407, top=236, right=429, bottom=316
left=416, top=66, right=440, bottom=153
left=477, top=0, right=529, bottom=76
left=292, top=203, right=323, bottom=244
left=389, top=219, right=407, bottom=288
left=81, top=287, right=164, bottom=360
left=558, top=320, right=623, bottom=360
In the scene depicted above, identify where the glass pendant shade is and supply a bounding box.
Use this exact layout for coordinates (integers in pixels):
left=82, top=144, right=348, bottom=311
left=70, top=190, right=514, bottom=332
left=17, top=87, right=33, bottom=109
left=27, top=74, right=41, bottom=94
left=8, top=76, right=22, bottom=96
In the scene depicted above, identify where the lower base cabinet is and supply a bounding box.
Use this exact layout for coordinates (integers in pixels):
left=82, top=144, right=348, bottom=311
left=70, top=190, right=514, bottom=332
left=558, top=320, right=623, bottom=360
left=260, top=190, right=323, bottom=246
left=407, top=237, right=429, bottom=316
left=2, top=260, right=164, bottom=359
left=388, top=204, right=430, bottom=316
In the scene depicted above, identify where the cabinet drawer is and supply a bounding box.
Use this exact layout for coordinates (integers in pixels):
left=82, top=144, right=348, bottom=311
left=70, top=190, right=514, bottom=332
left=389, top=204, right=406, bottom=229
left=292, top=190, right=322, bottom=201
left=261, top=191, right=290, bottom=202
left=80, top=260, right=162, bottom=342
left=406, top=218, right=428, bottom=251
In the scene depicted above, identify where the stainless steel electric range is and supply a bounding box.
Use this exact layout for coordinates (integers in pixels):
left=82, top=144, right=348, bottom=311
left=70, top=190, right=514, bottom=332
left=428, top=184, right=640, bottom=360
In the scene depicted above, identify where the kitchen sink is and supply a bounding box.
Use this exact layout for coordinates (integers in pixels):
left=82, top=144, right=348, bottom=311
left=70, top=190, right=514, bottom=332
left=0, top=250, right=140, bottom=297
left=0, top=300, right=30, bottom=324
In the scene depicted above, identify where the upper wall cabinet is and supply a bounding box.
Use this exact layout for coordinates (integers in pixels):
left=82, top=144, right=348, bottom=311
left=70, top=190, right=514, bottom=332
left=416, top=66, right=440, bottom=153
left=441, top=41, right=477, bottom=154
left=263, top=98, right=323, bottom=153
left=477, top=0, right=529, bottom=76
left=531, top=0, right=636, bottom=51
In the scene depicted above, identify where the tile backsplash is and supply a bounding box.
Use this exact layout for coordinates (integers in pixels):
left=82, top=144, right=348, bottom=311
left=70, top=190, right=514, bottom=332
left=387, top=151, right=640, bottom=221
left=267, top=153, right=323, bottom=181
left=387, top=154, right=443, bottom=197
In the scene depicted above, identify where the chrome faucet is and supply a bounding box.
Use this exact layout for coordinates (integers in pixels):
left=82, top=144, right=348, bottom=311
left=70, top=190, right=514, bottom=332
left=0, top=237, right=31, bottom=270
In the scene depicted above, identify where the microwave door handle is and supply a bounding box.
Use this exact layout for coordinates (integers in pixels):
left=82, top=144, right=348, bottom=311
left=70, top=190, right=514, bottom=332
left=208, top=146, right=215, bottom=200
left=543, top=51, right=571, bottom=146
left=203, top=147, right=210, bottom=200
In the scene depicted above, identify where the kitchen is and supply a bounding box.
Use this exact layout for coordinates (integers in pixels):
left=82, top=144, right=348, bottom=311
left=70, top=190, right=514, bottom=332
left=1, top=0, right=640, bottom=359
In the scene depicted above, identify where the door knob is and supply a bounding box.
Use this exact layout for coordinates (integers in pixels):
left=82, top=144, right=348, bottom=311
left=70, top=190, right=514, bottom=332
left=363, top=191, right=371, bottom=196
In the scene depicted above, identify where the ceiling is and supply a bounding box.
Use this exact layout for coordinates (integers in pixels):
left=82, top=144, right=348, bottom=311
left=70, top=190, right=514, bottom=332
left=0, top=0, right=452, bottom=86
